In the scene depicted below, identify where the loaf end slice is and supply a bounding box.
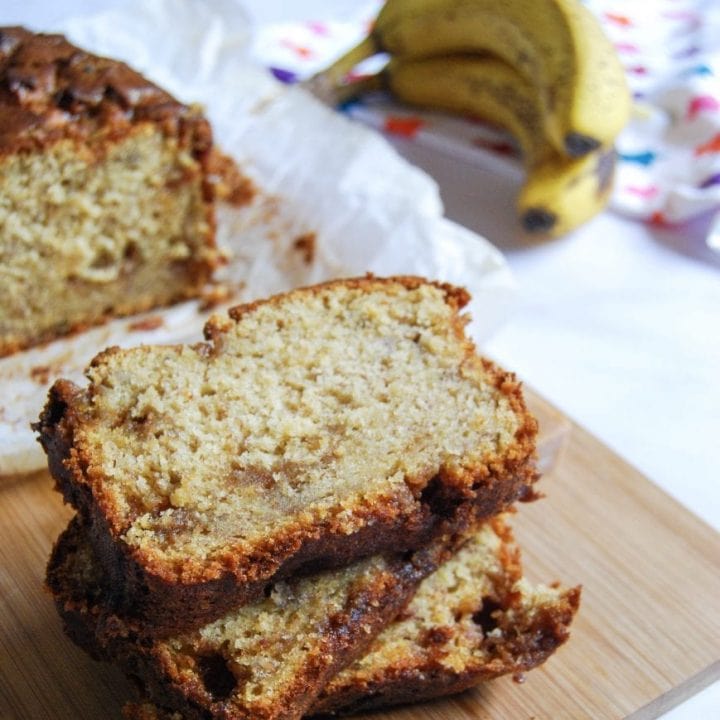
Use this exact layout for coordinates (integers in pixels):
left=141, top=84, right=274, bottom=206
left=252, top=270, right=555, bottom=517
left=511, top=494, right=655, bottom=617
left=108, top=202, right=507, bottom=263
left=0, top=26, right=221, bottom=357
left=37, top=276, right=538, bottom=632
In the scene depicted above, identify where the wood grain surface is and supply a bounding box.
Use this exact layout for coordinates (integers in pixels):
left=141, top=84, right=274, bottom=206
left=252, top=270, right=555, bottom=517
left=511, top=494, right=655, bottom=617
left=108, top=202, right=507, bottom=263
left=1, top=389, right=718, bottom=720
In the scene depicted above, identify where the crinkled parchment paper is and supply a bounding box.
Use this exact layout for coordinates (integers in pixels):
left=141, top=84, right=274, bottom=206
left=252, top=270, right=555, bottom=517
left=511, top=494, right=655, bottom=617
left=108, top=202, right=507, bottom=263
left=0, top=0, right=515, bottom=475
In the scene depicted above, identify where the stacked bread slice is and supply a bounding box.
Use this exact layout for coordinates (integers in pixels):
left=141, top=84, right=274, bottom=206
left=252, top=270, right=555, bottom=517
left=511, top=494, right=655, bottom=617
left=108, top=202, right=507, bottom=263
left=38, top=276, right=579, bottom=719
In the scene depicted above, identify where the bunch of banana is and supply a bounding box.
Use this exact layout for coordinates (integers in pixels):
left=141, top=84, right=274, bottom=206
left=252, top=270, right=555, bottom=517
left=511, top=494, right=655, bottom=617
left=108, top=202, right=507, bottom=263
left=306, top=0, right=630, bottom=237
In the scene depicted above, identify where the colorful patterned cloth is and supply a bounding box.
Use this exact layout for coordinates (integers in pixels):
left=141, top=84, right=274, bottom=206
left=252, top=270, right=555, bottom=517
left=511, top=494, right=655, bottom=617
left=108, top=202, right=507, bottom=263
left=249, top=0, right=720, bottom=246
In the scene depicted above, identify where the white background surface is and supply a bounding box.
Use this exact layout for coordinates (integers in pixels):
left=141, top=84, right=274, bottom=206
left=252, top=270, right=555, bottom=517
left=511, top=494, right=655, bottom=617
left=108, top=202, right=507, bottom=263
left=4, top=0, right=719, bottom=718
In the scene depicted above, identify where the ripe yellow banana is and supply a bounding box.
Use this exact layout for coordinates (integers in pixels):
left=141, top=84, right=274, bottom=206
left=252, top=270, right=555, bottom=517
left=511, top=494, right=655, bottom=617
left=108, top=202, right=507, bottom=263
left=312, top=0, right=630, bottom=158
left=385, top=55, right=544, bottom=161
left=382, top=55, right=615, bottom=236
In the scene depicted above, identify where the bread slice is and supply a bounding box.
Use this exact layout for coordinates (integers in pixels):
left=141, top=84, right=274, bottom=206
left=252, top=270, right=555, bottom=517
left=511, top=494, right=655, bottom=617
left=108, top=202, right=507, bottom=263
left=312, top=520, right=580, bottom=715
left=115, top=519, right=579, bottom=720
left=0, top=27, right=220, bottom=357
left=36, top=276, right=538, bottom=632
left=47, top=515, right=468, bottom=720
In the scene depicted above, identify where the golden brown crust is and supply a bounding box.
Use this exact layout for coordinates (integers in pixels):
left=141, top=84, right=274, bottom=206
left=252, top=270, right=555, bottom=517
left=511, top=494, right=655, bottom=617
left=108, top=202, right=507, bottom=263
left=218, top=274, right=470, bottom=328
left=36, top=276, right=538, bottom=634
left=0, top=27, right=207, bottom=155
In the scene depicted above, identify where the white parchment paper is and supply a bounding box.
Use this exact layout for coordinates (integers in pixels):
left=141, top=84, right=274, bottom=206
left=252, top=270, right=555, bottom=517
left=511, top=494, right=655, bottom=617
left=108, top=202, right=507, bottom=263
left=0, top=0, right=515, bottom=475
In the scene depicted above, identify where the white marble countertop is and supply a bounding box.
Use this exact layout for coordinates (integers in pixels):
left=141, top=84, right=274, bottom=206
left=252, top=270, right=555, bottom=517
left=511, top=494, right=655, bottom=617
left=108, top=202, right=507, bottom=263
left=4, top=0, right=719, bottom=717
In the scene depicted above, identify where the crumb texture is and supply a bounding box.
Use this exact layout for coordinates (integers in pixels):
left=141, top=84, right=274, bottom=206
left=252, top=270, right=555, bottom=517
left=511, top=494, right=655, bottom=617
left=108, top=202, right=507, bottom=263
left=0, top=126, right=212, bottom=353
left=49, top=278, right=534, bottom=583
left=167, top=556, right=394, bottom=715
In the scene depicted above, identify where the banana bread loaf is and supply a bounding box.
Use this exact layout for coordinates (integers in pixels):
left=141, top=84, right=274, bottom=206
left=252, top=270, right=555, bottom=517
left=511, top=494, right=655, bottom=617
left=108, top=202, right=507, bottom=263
left=0, top=27, right=220, bottom=357
left=47, top=515, right=466, bottom=720
left=113, top=519, right=579, bottom=720
left=36, top=276, right=538, bottom=633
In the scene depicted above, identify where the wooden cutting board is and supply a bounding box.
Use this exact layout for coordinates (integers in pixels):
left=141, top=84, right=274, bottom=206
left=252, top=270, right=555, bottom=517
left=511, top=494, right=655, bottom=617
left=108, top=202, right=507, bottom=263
left=1, top=390, right=718, bottom=720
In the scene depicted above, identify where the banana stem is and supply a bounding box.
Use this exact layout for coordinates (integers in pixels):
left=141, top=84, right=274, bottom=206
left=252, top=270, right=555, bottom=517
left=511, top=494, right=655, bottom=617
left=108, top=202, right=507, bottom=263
left=331, top=73, right=385, bottom=105
left=304, top=36, right=379, bottom=103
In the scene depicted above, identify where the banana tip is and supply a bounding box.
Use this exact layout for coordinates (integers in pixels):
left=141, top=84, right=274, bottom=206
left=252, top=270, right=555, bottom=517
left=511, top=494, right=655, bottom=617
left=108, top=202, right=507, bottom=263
left=564, top=133, right=601, bottom=158
left=522, top=209, right=557, bottom=234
